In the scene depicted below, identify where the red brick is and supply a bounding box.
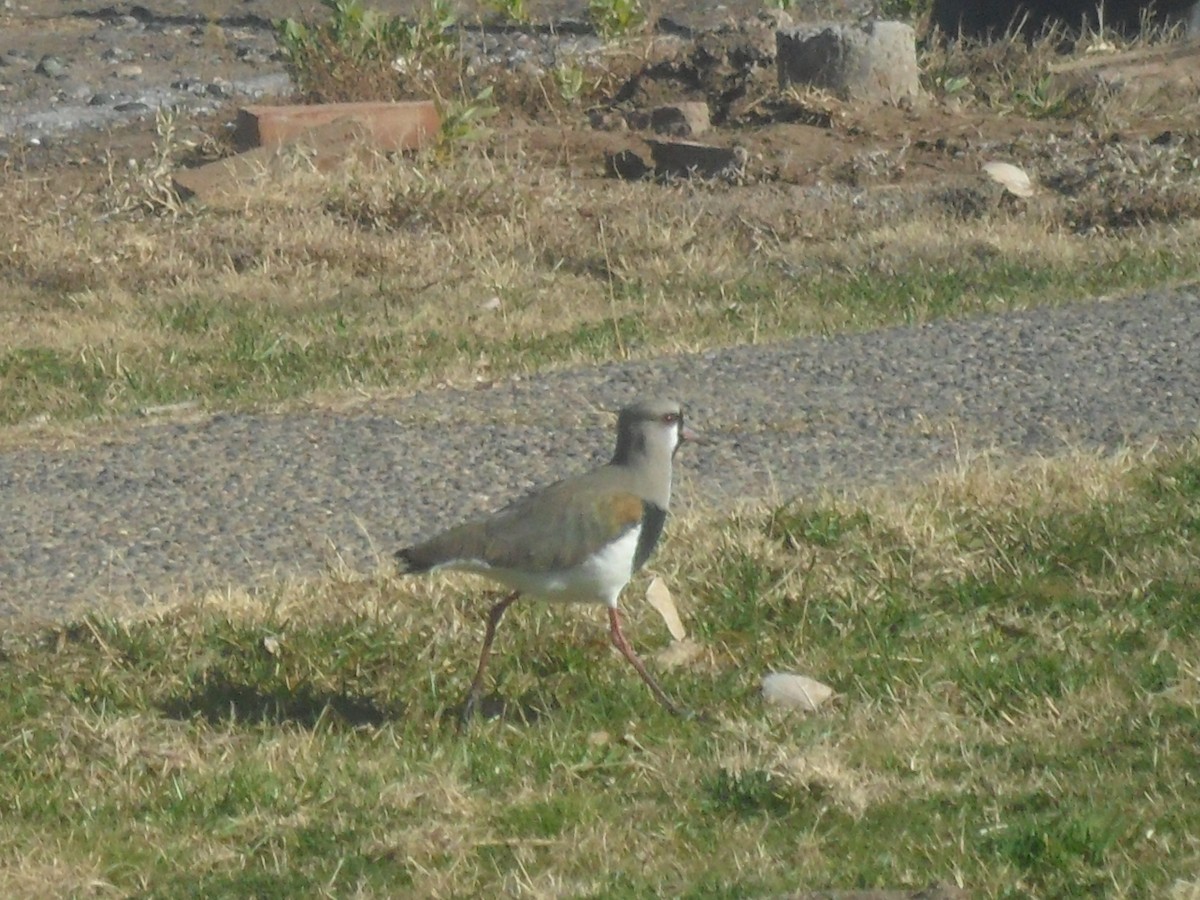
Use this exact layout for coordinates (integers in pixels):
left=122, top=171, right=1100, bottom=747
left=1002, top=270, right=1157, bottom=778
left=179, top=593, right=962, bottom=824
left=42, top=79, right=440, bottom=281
left=233, top=100, right=440, bottom=153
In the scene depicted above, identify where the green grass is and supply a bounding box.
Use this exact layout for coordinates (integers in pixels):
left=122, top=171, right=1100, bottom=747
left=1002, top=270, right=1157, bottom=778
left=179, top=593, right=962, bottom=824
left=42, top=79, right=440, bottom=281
left=1, top=231, right=1196, bottom=428
left=2, top=440, right=1198, bottom=896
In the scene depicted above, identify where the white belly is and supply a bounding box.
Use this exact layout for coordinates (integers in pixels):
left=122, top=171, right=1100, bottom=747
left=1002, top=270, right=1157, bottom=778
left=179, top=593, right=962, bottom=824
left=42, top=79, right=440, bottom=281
left=449, top=526, right=641, bottom=607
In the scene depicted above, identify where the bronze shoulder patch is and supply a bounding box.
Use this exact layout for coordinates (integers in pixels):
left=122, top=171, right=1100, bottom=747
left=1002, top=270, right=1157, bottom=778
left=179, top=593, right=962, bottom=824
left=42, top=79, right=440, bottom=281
left=608, top=492, right=645, bottom=530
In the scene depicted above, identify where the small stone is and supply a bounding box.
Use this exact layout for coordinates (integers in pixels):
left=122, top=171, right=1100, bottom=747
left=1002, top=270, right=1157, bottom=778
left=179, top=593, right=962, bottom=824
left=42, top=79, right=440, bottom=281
left=235, top=45, right=269, bottom=65
left=115, top=100, right=151, bottom=113
left=762, top=673, right=835, bottom=712
left=35, top=55, right=67, bottom=78
left=206, top=80, right=232, bottom=98
left=650, top=102, right=711, bottom=137
left=114, top=63, right=143, bottom=78
left=624, top=110, right=650, bottom=131
left=588, top=109, right=627, bottom=131
left=89, top=92, right=116, bottom=106
left=100, top=47, right=134, bottom=63
left=0, top=51, right=32, bottom=70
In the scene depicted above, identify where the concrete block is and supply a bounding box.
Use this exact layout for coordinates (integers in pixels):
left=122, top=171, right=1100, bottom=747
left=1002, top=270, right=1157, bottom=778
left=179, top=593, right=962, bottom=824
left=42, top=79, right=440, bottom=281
left=777, top=21, right=921, bottom=105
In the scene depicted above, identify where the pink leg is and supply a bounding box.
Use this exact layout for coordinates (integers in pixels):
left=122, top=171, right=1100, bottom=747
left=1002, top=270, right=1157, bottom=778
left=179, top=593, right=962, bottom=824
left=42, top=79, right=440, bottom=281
left=608, top=607, right=685, bottom=717
left=462, top=591, right=520, bottom=723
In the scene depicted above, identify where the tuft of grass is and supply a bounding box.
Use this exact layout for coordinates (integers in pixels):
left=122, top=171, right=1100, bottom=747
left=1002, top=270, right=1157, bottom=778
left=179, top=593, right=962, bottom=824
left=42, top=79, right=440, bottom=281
left=2, top=439, right=1198, bottom=895
left=920, top=21, right=1190, bottom=123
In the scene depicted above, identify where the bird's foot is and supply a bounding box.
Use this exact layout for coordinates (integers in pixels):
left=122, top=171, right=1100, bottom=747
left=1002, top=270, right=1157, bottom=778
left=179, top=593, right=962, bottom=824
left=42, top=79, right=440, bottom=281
left=457, top=689, right=483, bottom=729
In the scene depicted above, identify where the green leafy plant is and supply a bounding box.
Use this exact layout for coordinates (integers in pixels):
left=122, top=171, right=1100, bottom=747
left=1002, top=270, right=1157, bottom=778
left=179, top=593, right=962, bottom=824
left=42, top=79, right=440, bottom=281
left=588, top=0, right=644, bottom=38
left=439, top=85, right=500, bottom=145
left=939, top=74, right=971, bottom=94
left=1014, top=74, right=1076, bottom=118
left=553, top=63, right=585, bottom=105
left=276, top=0, right=458, bottom=101
left=106, top=106, right=193, bottom=216
left=486, top=0, right=529, bottom=23
left=877, top=0, right=934, bottom=21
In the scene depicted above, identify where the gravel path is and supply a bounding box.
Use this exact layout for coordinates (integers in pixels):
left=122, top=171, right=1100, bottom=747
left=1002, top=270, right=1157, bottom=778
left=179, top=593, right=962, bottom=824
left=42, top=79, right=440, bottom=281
left=3, top=286, right=1198, bottom=619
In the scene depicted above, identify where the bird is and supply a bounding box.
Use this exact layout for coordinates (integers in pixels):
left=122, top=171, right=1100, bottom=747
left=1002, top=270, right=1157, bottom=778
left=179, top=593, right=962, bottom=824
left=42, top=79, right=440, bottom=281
left=395, top=398, right=700, bottom=722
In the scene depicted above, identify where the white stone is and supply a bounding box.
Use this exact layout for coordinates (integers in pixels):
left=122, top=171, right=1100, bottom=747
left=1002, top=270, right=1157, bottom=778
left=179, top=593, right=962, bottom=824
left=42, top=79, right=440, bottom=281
left=762, top=672, right=834, bottom=711
left=983, top=161, right=1035, bottom=198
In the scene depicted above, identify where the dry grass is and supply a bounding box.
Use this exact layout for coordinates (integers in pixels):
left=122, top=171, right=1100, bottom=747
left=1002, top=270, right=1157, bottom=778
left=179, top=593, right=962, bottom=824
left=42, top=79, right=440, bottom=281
left=2, top=437, right=1197, bottom=895
left=2, top=121, right=1199, bottom=433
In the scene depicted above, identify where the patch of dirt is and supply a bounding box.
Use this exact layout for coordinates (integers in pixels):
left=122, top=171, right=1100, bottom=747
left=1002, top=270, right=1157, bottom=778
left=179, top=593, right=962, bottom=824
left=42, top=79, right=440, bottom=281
left=2, top=1, right=1199, bottom=229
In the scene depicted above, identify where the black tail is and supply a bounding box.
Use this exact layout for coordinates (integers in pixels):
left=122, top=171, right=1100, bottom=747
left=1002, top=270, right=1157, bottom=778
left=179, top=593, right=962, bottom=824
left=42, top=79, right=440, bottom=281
left=394, top=547, right=432, bottom=575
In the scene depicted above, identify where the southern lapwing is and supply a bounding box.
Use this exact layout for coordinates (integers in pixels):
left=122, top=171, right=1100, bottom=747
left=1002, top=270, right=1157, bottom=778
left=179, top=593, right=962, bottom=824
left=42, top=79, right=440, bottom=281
left=395, top=398, right=699, bottom=722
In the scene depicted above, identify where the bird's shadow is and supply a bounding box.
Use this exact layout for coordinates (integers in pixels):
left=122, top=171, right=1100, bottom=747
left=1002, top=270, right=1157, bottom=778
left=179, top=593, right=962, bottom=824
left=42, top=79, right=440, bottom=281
left=158, top=668, right=405, bottom=729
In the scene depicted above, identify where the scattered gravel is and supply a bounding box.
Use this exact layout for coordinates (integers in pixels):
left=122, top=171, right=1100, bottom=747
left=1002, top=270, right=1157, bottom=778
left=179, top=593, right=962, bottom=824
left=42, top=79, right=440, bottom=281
left=2, top=287, right=1197, bottom=619
left=0, top=6, right=629, bottom=145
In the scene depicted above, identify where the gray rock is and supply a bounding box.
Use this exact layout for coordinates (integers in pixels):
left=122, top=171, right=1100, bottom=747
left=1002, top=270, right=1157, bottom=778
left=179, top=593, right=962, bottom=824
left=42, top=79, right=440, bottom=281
left=235, top=44, right=271, bottom=65
left=650, top=102, right=711, bottom=137
left=100, top=47, right=135, bottom=63
left=35, top=55, right=67, bottom=78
